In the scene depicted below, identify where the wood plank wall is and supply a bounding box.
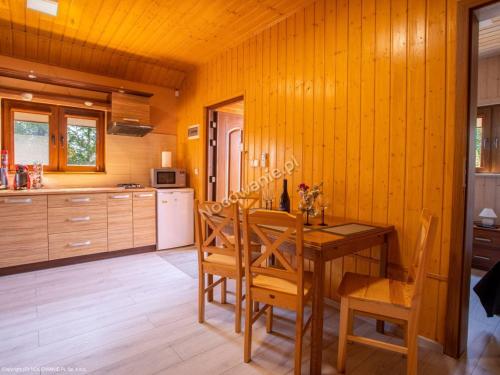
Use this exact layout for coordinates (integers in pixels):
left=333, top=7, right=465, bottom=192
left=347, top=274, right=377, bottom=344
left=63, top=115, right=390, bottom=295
left=177, top=0, right=457, bottom=344
left=478, top=54, right=500, bottom=106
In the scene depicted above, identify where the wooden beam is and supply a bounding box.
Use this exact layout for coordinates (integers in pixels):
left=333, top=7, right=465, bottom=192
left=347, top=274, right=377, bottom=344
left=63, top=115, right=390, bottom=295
left=0, top=67, right=154, bottom=98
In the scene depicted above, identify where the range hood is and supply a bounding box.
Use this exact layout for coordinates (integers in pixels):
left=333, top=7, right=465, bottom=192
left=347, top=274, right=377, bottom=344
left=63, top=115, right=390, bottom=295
left=107, top=120, right=153, bottom=137
left=107, top=92, right=153, bottom=137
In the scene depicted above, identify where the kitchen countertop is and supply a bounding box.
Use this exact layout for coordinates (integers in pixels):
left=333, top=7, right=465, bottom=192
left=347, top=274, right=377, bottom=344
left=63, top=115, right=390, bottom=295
left=0, top=187, right=156, bottom=196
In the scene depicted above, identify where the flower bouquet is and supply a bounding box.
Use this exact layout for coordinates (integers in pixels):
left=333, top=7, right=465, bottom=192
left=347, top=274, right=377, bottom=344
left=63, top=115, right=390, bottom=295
left=297, top=182, right=322, bottom=225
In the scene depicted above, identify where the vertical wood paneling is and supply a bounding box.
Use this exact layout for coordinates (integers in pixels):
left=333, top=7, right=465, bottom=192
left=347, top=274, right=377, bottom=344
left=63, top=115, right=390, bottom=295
left=177, top=0, right=457, bottom=343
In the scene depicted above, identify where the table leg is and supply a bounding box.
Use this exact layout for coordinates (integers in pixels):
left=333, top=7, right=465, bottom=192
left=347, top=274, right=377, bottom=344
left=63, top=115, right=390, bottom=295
left=310, top=256, right=325, bottom=375
left=376, top=238, right=389, bottom=333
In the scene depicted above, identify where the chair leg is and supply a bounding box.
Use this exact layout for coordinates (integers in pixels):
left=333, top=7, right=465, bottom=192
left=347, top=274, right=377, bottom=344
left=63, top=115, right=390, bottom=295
left=337, top=297, right=349, bottom=374
left=266, top=306, right=273, bottom=333
left=294, top=307, right=304, bottom=375
left=198, top=271, right=205, bottom=324
left=207, top=274, right=214, bottom=302
left=221, top=277, right=227, bottom=304
left=244, top=295, right=253, bottom=363
left=235, top=277, right=242, bottom=333
left=253, top=301, right=260, bottom=313
left=407, top=324, right=418, bottom=375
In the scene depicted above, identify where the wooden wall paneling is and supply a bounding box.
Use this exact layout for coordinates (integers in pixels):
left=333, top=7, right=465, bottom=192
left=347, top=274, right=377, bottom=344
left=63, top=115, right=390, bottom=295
left=403, top=0, right=426, bottom=278
left=176, top=0, right=461, bottom=343
left=303, top=4, right=315, bottom=191
left=330, top=0, right=348, bottom=293
left=261, top=28, right=271, bottom=196
left=277, top=20, right=287, bottom=204
left=323, top=0, right=336, bottom=295
left=268, top=25, right=278, bottom=202
left=387, top=0, right=407, bottom=274
left=285, top=16, right=295, bottom=219
left=421, top=0, right=447, bottom=340
left=358, top=0, right=376, bottom=277
left=292, top=10, right=304, bottom=214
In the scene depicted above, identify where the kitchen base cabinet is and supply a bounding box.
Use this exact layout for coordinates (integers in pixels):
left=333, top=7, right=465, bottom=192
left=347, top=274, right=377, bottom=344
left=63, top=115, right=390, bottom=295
left=49, top=229, right=108, bottom=260
left=108, top=193, right=133, bottom=251
left=0, top=188, right=157, bottom=270
left=0, top=195, right=48, bottom=267
left=133, top=192, right=156, bottom=247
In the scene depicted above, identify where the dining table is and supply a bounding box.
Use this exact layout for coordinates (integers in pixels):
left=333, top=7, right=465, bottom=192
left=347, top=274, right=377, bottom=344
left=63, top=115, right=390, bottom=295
left=215, top=209, right=396, bottom=374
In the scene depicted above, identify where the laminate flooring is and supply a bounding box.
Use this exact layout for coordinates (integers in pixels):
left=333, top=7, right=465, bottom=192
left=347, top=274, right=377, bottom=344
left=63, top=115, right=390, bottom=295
left=0, top=249, right=498, bottom=374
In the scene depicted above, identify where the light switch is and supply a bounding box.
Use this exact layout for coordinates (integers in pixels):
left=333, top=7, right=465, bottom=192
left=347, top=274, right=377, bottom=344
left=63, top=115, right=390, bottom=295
left=260, top=153, right=268, bottom=167
left=194, top=168, right=199, bottom=175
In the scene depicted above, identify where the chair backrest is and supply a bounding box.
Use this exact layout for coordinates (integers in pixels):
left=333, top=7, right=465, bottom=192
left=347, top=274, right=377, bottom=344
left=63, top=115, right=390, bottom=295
left=194, top=200, right=242, bottom=269
left=237, top=192, right=261, bottom=210
left=407, top=209, right=436, bottom=313
left=242, top=209, right=304, bottom=292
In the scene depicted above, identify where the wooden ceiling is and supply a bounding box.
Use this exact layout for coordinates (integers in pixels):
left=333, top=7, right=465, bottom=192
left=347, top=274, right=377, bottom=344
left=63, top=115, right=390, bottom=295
left=479, top=17, right=500, bottom=57
left=0, top=0, right=311, bottom=88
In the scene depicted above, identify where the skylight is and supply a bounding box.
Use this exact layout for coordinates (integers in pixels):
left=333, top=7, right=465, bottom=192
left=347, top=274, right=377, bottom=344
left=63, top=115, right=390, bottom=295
left=27, top=0, right=58, bottom=17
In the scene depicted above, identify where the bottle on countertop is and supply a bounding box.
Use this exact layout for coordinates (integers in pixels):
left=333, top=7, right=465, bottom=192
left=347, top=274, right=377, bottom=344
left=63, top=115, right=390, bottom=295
left=279, top=178, right=291, bottom=213
left=0, top=150, right=9, bottom=190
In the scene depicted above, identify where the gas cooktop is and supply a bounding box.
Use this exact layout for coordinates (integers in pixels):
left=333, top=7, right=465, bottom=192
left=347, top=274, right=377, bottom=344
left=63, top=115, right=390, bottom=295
left=117, top=183, right=144, bottom=189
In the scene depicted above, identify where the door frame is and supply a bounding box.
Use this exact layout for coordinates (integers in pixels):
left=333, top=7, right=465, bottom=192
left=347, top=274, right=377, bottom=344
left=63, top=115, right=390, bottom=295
left=203, top=95, right=245, bottom=202
left=445, top=0, right=496, bottom=358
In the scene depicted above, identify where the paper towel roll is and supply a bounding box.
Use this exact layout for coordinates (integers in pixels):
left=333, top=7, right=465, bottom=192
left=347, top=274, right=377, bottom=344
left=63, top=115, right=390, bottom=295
left=161, top=151, right=172, bottom=168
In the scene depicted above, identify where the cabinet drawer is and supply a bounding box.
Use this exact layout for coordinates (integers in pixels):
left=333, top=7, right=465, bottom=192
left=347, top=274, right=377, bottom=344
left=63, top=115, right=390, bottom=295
left=0, top=212, right=48, bottom=267
left=48, top=193, right=107, bottom=208
left=48, top=206, right=107, bottom=234
left=473, top=228, right=500, bottom=247
left=133, top=191, right=155, bottom=200
left=0, top=195, right=47, bottom=217
left=49, top=230, right=108, bottom=260
left=133, top=192, right=156, bottom=247
left=472, top=246, right=500, bottom=271
left=108, top=193, right=133, bottom=251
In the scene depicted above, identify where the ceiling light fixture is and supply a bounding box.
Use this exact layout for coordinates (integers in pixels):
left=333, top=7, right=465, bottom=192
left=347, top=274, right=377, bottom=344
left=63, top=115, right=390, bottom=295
left=21, top=93, right=33, bottom=101
left=27, top=0, right=58, bottom=17
left=118, top=88, right=125, bottom=94
left=84, top=101, right=93, bottom=107
left=28, top=70, right=37, bottom=79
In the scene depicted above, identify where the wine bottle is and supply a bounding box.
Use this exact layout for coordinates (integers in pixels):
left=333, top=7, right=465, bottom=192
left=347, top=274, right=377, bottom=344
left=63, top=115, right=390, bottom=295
left=279, top=179, right=291, bottom=213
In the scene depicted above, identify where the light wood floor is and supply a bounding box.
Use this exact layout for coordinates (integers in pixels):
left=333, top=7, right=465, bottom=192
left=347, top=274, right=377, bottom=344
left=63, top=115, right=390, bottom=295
left=0, top=249, right=498, bottom=375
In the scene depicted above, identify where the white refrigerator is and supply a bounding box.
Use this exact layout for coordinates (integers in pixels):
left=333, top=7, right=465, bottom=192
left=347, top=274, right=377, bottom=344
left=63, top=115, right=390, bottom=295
left=156, top=188, right=194, bottom=250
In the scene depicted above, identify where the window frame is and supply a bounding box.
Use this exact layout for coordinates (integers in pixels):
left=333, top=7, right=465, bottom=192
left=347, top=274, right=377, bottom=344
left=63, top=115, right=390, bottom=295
left=1, top=99, right=105, bottom=173
left=58, top=106, right=105, bottom=172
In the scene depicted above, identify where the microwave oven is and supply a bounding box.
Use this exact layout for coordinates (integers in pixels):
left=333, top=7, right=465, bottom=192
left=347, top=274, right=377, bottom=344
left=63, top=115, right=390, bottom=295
left=150, top=168, right=187, bottom=188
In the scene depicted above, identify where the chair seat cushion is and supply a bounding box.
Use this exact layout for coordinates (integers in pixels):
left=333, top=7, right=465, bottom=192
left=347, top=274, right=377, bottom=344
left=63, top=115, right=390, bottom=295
left=252, top=271, right=313, bottom=295
left=337, top=272, right=413, bottom=308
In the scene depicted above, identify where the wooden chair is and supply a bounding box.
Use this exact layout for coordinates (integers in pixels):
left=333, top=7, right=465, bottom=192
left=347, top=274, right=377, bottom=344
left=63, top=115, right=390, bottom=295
left=336, top=209, right=436, bottom=375
left=194, top=200, right=261, bottom=333
left=242, top=209, right=313, bottom=375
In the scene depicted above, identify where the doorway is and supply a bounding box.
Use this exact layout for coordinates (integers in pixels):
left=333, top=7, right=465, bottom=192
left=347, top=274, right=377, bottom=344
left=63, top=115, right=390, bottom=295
left=447, top=0, right=500, bottom=360
left=206, top=97, right=244, bottom=202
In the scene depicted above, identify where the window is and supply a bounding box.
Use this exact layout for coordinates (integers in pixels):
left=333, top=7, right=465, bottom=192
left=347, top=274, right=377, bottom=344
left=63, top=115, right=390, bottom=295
left=2, top=100, right=105, bottom=172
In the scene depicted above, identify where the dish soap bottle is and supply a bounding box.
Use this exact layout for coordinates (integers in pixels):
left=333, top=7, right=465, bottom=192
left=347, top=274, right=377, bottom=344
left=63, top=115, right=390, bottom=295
left=279, top=178, right=290, bottom=213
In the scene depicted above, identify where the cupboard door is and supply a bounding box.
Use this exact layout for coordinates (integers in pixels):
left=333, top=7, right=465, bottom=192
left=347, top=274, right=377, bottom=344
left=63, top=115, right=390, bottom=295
left=476, top=106, right=492, bottom=173
left=133, top=192, right=156, bottom=247
left=0, top=195, right=48, bottom=267
left=108, top=193, right=133, bottom=251
left=492, top=106, right=500, bottom=173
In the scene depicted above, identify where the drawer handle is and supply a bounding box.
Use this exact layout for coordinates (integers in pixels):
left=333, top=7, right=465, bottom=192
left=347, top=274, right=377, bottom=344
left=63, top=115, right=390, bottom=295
left=474, top=237, right=492, bottom=243
left=110, top=194, right=130, bottom=199
left=68, top=216, right=91, bottom=222
left=137, top=193, right=153, bottom=198
left=69, top=197, right=91, bottom=203
left=69, top=241, right=91, bottom=248
left=3, top=198, right=33, bottom=204
left=473, top=255, right=491, bottom=261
